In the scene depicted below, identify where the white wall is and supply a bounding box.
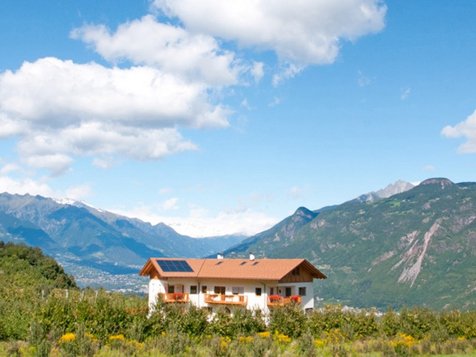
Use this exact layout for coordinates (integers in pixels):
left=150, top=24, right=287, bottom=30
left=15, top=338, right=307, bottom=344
left=149, top=278, right=315, bottom=313
left=148, top=279, right=166, bottom=308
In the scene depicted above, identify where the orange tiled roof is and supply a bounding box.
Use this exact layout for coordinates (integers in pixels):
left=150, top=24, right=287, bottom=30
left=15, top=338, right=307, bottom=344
left=139, top=257, right=326, bottom=281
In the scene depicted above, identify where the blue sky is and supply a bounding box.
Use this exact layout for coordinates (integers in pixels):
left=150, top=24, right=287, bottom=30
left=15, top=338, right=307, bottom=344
left=1, top=1, right=475, bottom=237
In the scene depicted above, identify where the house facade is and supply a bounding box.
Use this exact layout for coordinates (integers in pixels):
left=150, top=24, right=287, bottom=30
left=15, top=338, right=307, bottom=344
left=139, top=254, right=326, bottom=313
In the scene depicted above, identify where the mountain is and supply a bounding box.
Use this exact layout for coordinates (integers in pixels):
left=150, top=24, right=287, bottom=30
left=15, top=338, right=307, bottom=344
left=0, top=193, right=245, bottom=290
left=352, top=180, right=416, bottom=202
left=224, top=178, right=476, bottom=310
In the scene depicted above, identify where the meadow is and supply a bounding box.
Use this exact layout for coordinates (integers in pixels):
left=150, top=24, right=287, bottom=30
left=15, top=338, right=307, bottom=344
left=2, top=242, right=476, bottom=356
left=1, top=288, right=476, bottom=356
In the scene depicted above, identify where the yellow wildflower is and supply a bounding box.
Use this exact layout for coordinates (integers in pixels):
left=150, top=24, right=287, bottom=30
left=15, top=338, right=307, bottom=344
left=109, top=334, right=125, bottom=341
left=60, top=333, right=76, bottom=343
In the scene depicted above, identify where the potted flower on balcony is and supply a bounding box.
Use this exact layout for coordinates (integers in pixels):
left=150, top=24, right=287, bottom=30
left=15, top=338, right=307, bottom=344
left=173, top=292, right=184, bottom=300
left=290, top=295, right=300, bottom=303
left=269, top=295, right=282, bottom=302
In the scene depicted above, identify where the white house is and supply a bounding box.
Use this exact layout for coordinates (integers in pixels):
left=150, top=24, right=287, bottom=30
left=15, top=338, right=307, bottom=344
left=139, top=254, right=327, bottom=313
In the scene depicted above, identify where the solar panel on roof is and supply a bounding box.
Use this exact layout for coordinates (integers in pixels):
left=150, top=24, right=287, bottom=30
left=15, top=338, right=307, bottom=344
left=156, top=260, right=194, bottom=272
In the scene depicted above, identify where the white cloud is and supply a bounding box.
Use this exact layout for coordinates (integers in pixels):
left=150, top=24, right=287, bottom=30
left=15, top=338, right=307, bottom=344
left=92, top=157, right=115, bottom=170
left=401, top=87, right=410, bottom=100
left=110, top=203, right=279, bottom=237
left=22, top=154, right=74, bottom=177
left=358, top=70, right=372, bottom=87
left=240, top=98, right=252, bottom=110
left=269, top=97, right=281, bottom=107
left=272, top=63, right=304, bottom=86
left=0, top=163, right=23, bottom=175
left=0, top=114, right=24, bottom=138
left=0, top=170, right=96, bottom=201
left=158, top=187, right=173, bottom=195
left=442, top=110, right=476, bottom=153
left=0, top=57, right=230, bottom=174
left=153, top=0, right=386, bottom=69
left=287, top=186, right=303, bottom=199
left=0, top=58, right=229, bottom=129
left=71, top=15, right=242, bottom=86
left=422, top=165, right=436, bottom=171
left=250, top=61, right=264, bottom=83
left=162, top=197, right=179, bottom=210
left=65, top=184, right=94, bottom=201
left=0, top=175, right=56, bottom=197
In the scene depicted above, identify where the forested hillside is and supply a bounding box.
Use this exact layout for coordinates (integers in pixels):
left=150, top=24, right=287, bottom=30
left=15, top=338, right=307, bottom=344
left=225, top=178, right=476, bottom=310
left=0, top=242, right=77, bottom=340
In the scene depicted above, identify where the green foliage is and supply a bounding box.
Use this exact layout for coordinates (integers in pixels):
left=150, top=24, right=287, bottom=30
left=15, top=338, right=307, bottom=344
left=227, top=179, right=476, bottom=311
left=269, top=304, right=308, bottom=338
left=0, top=242, right=78, bottom=341
left=0, top=241, right=77, bottom=289
left=309, top=304, right=379, bottom=340
left=206, top=307, right=265, bottom=338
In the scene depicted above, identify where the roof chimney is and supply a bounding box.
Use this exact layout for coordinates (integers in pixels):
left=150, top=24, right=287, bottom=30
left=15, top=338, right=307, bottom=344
left=249, top=252, right=255, bottom=261
left=217, top=253, right=224, bottom=260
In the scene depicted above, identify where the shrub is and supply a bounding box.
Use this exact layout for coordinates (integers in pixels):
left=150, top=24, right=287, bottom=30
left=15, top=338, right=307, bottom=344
left=269, top=304, right=307, bottom=338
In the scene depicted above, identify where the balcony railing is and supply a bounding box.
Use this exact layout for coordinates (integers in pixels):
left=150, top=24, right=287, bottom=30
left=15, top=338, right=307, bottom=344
left=204, top=293, right=248, bottom=306
left=158, top=292, right=190, bottom=303
left=267, top=295, right=301, bottom=307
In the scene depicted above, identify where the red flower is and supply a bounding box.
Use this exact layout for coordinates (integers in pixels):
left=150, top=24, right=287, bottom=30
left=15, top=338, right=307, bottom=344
left=269, top=295, right=282, bottom=302
left=173, top=292, right=184, bottom=300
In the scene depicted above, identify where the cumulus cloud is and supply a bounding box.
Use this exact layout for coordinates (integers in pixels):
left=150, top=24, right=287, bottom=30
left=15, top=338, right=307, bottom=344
left=0, top=175, right=56, bottom=197
left=0, top=163, right=23, bottom=175
left=0, top=57, right=229, bottom=173
left=0, top=1, right=387, bottom=175
left=71, top=15, right=242, bottom=86
left=153, top=0, right=386, bottom=68
left=442, top=110, right=476, bottom=153
left=111, top=203, right=279, bottom=237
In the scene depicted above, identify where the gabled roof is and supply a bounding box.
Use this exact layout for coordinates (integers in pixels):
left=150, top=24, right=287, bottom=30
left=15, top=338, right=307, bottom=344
left=139, top=258, right=327, bottom=281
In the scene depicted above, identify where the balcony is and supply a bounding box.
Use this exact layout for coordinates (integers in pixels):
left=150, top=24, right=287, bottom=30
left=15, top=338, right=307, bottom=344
left=267, top=295, right=301, bottom=307
left=204, top=293, right=248, bottom=306
left=158, top=292, right=190, bottom=303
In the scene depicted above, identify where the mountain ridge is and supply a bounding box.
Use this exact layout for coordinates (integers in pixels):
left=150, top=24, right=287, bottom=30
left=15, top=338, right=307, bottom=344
left=0, top=192, right=245, bottom=290
left=224, top=178, right=476, bottom=310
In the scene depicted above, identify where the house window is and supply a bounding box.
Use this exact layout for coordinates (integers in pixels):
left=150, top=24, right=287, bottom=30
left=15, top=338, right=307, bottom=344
left=214, top=286, right=226, bottom=294
left=255, top=287, right=262, bottom=296
left=190, top=285, right=198, bottom=294
left=167, top=285, right=175, bottom=294
left=292, top=267, right=301, bottom=276
left=232, top=287, right=244, bottom=295
left=201, top=285, right=207, bottom=294
left=298, top=287, right=306, bottom=296
left=285, top=287, right=292, bottom=297
left=269, top=287, right=274, bottom=295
